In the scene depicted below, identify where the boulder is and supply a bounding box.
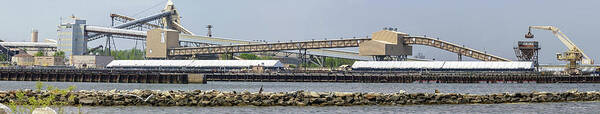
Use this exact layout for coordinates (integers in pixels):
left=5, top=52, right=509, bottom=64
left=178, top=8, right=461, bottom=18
left=79, top=97, right=96, bottom=105
left=0, top=103, right=11, bottom=114
left=32, top=107, right=56, bottom=114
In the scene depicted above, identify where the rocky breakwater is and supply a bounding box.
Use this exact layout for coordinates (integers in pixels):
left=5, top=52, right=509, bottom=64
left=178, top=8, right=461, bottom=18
left=0, top=90, right=599, bottom=106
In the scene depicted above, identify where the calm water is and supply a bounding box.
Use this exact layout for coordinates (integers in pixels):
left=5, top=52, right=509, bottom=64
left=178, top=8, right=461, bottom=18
left=1, top=81, right=600, bottom=114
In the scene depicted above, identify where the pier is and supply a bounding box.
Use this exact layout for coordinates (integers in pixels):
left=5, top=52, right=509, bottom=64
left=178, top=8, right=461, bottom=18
left=0, top=68, right=207, bottom=84
left=205, top=72, right=600, bottom=83
left=0, top=68, right=598, bottom=83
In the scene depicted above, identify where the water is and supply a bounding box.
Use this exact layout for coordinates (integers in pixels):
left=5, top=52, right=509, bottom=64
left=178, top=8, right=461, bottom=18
left=2, top=81, right=600, bottom=114
left=61, top=102, right=600, bottom=114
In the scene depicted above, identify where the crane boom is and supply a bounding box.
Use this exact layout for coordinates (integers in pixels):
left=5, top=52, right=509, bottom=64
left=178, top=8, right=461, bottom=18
left=528, top=26, right=593, bottom=64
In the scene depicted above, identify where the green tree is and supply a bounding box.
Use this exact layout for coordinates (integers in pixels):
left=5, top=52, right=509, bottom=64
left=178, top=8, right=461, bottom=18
left=34, top=51, right=45, bottom=57
left=0, top=53, right=7, bottom=61
left=90, top=48, right=145, bottom=60
left=238, top=53, right=276, bottom=60
left=53, top=51, right=65, bottom=58
left=239, top=53, right=259, bottom=60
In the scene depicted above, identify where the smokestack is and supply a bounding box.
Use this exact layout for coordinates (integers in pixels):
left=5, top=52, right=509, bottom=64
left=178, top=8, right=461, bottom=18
left=31, top=29, right=38, bottom=42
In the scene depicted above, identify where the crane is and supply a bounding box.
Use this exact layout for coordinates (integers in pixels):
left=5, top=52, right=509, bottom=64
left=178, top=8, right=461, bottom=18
left=525, top=26, right=593, bottom=75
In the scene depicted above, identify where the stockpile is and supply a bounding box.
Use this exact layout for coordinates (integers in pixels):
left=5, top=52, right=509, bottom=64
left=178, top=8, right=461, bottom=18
left=0, top=90, right=598, bottom=106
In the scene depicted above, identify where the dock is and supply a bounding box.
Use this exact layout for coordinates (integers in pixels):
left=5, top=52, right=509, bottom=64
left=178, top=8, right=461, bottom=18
left=205, top=72, right=600, bottom=83
left=0, top=68, right=206, bottom=84
left=0, top=68, right=598, bottom=83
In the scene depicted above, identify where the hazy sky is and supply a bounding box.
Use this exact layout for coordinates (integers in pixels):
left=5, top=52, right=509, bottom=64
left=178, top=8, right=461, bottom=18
left=0, top=0, right=598, bottom=64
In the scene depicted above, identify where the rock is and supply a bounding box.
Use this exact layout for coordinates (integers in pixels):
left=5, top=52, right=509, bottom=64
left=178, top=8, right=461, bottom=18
left=305, top=92, right=320, bottom=98
left=0, top=92, right=6, bottom=98
left=32, top=107, right=56, bottom=114
left=567, top=89, right=578, bottom=93
left=334, top=92, right=353, bottom=97
left=0, top=103, right=11, bottom=114
left=0, top=89, right=598, bottom=107
left=79, top=97, right=96, bottom=105
left=364, top=93, right=381, bottom=100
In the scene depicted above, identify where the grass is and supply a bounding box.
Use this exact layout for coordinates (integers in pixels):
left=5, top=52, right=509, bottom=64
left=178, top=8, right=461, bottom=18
left=6, top=82, right=82, bottom=114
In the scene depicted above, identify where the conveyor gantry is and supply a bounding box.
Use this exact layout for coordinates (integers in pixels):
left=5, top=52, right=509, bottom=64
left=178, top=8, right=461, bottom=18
left=403, top=36, right=510, bottom=61
left=168, top=35, right=510, bottom=61
left=85, top=11, right=176, bottom=41
left=168, top=38, right=370, bottom=55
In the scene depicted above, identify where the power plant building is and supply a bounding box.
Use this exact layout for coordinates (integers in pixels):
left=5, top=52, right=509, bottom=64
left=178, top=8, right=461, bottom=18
left=57, top=17, right=87, bottom=56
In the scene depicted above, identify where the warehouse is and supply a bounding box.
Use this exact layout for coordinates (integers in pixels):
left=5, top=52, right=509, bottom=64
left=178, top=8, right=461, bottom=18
left=0, top=42, right=57, bottom=56
left=106, top=60, right=284, bottom=69
left=352, top=61, right=534, bottom=71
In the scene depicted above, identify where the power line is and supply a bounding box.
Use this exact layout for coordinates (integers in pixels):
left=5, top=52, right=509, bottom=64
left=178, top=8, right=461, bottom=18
left=131, top=0, right=167, bottom=18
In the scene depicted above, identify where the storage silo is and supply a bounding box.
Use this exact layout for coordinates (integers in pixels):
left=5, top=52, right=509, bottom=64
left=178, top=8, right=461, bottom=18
left=31, top=29, right=38, bottom=42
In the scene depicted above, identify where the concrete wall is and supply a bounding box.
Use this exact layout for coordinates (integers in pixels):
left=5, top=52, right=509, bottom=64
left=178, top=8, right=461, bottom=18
left=11, top=56, right=34, bottom=66
left=146, top=29, right=180, bottom=59
left=70, top=55, right=114, bottom=68
left=34, top=56, right=65, bottom=66
left=187, top=74, right=207, bottom=84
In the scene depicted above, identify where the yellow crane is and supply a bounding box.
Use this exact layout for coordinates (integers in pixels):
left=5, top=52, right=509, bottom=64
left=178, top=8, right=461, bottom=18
left=525, top=26, right=593, bottom=75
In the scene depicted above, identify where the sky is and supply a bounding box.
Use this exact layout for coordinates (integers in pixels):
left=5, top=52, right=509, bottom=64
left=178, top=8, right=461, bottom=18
left=0, top=0, right=598, bottom=64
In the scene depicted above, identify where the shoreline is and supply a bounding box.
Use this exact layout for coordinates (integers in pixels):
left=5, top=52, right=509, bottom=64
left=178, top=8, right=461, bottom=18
left=1, top=89, right=599, bottom=107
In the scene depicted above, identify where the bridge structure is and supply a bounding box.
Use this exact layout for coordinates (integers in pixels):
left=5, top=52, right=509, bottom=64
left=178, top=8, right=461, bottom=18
left=163, top=30, right=510, bottom=62
left=403, top=36, right=510, bottom=61
left=54, top=0, right=510, bottom=65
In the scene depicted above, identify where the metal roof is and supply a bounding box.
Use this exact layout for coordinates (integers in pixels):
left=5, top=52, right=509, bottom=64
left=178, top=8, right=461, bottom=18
left=352, top=61, right=534, bottom=70
left=106, top=60, right=284, bottom=68
left=0, top=42, right=56, bottom=48
left=352, top=61, right=445, bottom=69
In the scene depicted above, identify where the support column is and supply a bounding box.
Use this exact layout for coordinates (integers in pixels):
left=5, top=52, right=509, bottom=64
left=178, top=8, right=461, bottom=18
left=106, top=36, right=112, bottom=56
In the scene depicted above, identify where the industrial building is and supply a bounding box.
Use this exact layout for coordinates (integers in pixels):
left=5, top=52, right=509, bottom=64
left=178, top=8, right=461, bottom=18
left=106, top=60, right=284, bottom=69
left=351, top=61, right=534, bottom=71
left=34, top=56, right=65, bottom=66
left=11, top=53, right=34, bottom=66
left=0, top=42, right=57, bottom=56
left=70, top=55, right=114, bottom=68
left=0, top=0, right=595, bottom=76
left=0, top=29, right=58, bottom=59
left=57, top=17, right=87, bottom=56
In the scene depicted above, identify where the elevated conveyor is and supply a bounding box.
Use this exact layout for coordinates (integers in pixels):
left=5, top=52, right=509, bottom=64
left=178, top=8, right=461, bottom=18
left=171, top=35, right=510, bottom=61
left=85, top=26, right=147, bottom=37
left=110, top=14, right=161, bottom=29
left=168, top=38, right=370, bottom=55
left=403, top=36, right=510, bottom=61
left=86, top=11, right=176, bottom=41
left=179, top=35, right=375, bottom=60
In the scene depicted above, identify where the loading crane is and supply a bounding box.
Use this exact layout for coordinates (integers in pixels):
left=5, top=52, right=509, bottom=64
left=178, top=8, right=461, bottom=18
left=525, top=26, right=593, bottom=75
